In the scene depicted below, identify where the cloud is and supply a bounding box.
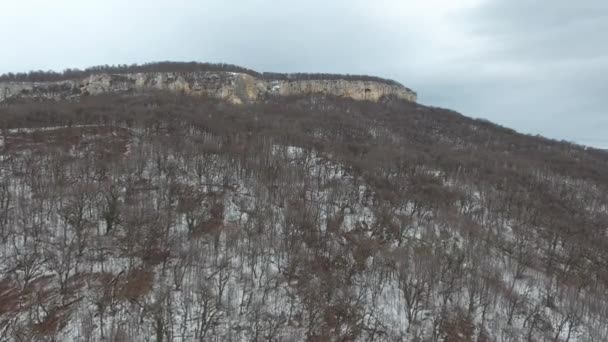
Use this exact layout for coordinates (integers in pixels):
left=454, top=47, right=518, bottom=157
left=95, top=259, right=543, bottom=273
left=413, top=0, right=608, bottom=146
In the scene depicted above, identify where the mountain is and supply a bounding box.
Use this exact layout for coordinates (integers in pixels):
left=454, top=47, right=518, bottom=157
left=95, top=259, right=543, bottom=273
left=0, top=63, right=607, bottom=342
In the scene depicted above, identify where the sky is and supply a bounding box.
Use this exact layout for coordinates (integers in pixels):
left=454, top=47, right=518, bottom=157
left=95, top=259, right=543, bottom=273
left=1, top=0, right=606, bottom=148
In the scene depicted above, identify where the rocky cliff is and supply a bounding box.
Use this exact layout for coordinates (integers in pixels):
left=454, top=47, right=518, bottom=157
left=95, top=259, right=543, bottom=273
left=0, top=71, right=417, bottom=104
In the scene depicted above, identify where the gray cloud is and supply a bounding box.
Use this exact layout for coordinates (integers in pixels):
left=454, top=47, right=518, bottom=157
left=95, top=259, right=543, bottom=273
left=416, top=0, right=608, bottom=147
left=0, top=0, right=606, bottom=148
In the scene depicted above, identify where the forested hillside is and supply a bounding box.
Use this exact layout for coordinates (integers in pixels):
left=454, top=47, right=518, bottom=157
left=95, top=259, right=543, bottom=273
left=0, top=61, right=404, bottom=87
left=0, top=93, right=607, bottom=341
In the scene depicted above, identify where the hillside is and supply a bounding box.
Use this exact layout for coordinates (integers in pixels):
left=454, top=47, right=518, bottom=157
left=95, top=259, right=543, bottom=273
left=0, top=87, right=607, bottom=341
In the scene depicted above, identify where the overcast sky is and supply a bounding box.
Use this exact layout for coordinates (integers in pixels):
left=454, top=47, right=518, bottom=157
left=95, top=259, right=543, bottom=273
left=1, top=0, right=606, bottom=148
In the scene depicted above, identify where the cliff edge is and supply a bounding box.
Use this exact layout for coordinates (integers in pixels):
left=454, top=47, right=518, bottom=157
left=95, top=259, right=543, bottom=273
left=0, top=71, right=417, bottom=104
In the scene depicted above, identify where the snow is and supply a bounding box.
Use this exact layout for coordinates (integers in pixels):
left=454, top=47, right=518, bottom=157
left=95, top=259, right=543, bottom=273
left=0, top=125, right=605, bottom=341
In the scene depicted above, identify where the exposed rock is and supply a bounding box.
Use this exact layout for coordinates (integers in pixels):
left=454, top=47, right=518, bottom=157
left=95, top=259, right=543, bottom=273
left=0, top=71, right=417, bottom=104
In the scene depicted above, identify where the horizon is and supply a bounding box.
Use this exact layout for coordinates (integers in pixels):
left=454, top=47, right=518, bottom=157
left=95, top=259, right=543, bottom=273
left=2, top=60, right=606, bottom=150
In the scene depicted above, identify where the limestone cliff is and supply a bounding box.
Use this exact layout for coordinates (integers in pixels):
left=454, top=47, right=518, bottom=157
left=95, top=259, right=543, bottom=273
left=0, top=71, right=417, bottom=104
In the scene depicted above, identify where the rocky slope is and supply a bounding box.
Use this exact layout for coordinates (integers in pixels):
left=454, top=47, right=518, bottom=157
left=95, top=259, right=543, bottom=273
left=0, top=71, right=417, bottom=104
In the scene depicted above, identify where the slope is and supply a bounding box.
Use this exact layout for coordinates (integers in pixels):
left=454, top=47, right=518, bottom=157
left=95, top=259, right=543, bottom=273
left=0, top=93, right=607, bottom=341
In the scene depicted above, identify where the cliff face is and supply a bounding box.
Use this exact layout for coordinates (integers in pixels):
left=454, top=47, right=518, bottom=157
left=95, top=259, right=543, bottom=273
left=0, top=71, right=417, bottom=104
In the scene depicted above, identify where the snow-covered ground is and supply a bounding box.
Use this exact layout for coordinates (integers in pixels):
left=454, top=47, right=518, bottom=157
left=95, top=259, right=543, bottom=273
left=0, top=124, right=606, bottom=341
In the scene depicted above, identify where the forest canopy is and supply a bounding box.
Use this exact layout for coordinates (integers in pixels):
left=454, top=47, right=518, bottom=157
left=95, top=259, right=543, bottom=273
left=0, top=93, right=606, bottom=340
left=0, top=61, right=406, bottom=88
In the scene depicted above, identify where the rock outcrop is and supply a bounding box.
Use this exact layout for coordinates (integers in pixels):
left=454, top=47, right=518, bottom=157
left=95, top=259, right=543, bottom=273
left=0, top=71, right=417, bottom=104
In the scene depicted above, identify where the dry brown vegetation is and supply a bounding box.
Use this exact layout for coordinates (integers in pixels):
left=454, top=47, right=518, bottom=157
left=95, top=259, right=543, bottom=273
left=0, top=61, right=405, bottom=87
left=0, top=93, right=606, bottom=341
